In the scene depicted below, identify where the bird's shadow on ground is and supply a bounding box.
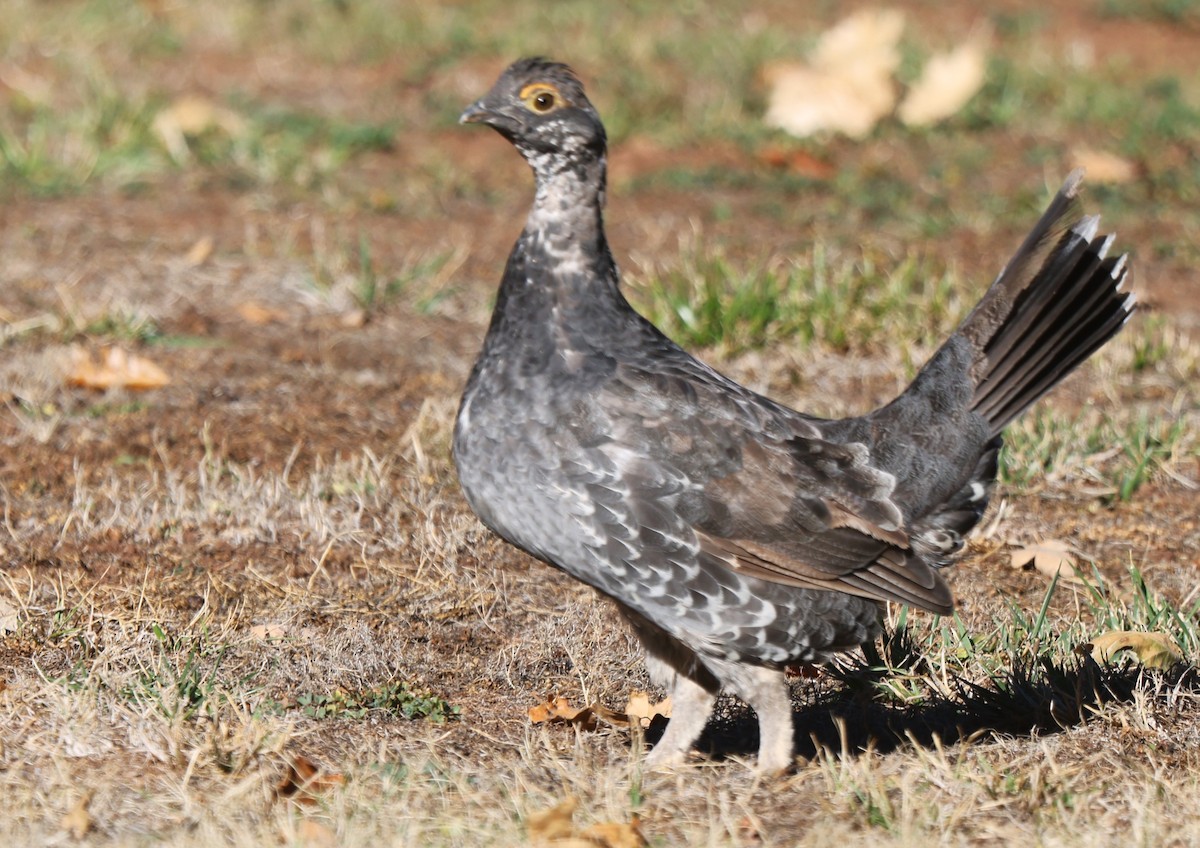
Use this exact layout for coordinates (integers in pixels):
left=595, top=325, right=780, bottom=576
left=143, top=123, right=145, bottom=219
left=652, top=633, right=1198, bottom=763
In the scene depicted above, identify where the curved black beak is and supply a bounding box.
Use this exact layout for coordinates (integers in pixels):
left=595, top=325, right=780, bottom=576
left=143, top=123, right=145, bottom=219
left=459, top=99, right=522, bottom=140
left=459, top=100, right=491, bottom=125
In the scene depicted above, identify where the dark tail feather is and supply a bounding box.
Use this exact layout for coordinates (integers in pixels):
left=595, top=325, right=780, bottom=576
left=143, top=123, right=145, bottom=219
left=959, top=171, right=1136, bottom=435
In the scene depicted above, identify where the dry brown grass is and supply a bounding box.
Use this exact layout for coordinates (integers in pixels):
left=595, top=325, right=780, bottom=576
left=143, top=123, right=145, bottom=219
left=2, top=325, right=1199, bottom=845
left=3, top=1, right=1200, bottom=845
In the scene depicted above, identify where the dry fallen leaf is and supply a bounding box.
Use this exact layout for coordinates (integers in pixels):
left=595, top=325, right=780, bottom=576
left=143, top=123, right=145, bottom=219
left=1086, top=631, right=1182, bottom=669
left=184, top=235, right=214, bottom=266
left=755, top=144, right=836, bottom=179
left=529, top=696, right=593, bottom=728
left=764, top=9, right=904, bottom=138
left=66, top=346, right=170, bottom=391
left=899, top=35, right=989, bottom=126
left=0, top=596, right=20, bottom=634
left=250, top=624, right=287, bottom=641
left=526, top=797, right=646, bottom=848
left=0, top=64, right=52, bottom=105
left=623, top=691, right=671, bottom=728
left=1010, top=539, right=1086, bottom=585
left=527, top=797, right=580, bottom=843
left=236, top=301, right=287, bottom=325
left=153, top=95, right=246, bottom=163
left=295, top=819, right=338, bottom=848
left=276, top=755, right=346, bottom=806
left=529, top=695, right=653, bottom=731
left=811, top=8, right=906, bottom=78
left=60, top=793, right=92, bottom=840
left=1072, top=148, right=1138, bottom=184
left=579, top=819, right=647, bottom=848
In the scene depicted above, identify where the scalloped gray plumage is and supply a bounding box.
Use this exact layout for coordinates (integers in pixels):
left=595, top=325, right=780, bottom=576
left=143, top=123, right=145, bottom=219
left=453, top=57, right=1135, bottom=774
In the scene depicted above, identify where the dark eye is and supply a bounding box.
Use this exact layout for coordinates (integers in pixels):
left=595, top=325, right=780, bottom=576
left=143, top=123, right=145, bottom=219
left=533, top=91, right=555, bottom=112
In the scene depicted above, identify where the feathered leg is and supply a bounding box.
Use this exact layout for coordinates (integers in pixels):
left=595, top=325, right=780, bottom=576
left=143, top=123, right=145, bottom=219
left=643, top=656, right=717, bottom=769
left=713, top=659, right=795, bottom=774
left=620, top=605, right=718, bottom=768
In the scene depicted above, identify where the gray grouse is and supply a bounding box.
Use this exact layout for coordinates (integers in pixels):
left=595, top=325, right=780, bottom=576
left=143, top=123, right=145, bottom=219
left=454, top=58, right=1135, bottom=773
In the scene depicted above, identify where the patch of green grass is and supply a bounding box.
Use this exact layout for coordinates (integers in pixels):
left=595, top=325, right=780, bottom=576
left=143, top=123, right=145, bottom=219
left=353, top=233, right=386, bottom=312
left=999, top=408, right=1107, bottom=491
left=1063, top=73, right=1200, bottom=158
left=294, top=683, right=460, bottom=723
left=0, top=81, right=167, bottom=196
left=308, top=234, right=467, bottom=318
left=1099, top=0, right=1200, bottom=25
left=57, top=623, right=231, bottom=720
left=113, top=452, right=152, bottom=467
left=955, top=54, right=1055, bottom=132
left=851, top=784, right=896, bottom=831
left=0, top=74, right=394, bottom=196
left=150, top=334, right=227, bottom=349
left=631, top=245, right=964, bottom=357
left=318, top=472, right=379, bottom=501
left=121, top=623, right=227, bottom=720
left=1128, top=315, right=1174, bottom=373
left=951, top=42, right=1200, bottom=164
left=79, top=312, right=163, bottom=344
left=46, top=603, right=93, bottom=648
left=85, top=399, right=149, bottom=419
left=988, top=563, right=1196, bottom=663
left=1000, top=407, right=1188, bottom=501
left=623, top=165, right=820, bottom=195
left=0, top=1, right=802, bottom=188
left=18, top=0, right=183, bottom=58
left=1107, top=410, right=1188, bottom=503
left=202, top=100, right=395, bottom=189
left=351, top=238, right=462, bottom=315
left=246, top=1, right=795, bottom=143
left=18, top=306, right=208, bottom=350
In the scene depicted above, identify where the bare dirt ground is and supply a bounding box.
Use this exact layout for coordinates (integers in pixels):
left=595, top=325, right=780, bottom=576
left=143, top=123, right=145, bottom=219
left=2, top=1, right=1200, bottom=845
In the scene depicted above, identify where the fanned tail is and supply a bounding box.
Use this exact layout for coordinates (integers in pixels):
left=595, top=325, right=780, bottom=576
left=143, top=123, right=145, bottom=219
left=958, top=170, right=1136, bottom=435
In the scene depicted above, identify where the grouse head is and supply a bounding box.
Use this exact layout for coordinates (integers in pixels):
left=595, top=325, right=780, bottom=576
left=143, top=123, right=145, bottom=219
left=460, top=58, right=606, bottom=174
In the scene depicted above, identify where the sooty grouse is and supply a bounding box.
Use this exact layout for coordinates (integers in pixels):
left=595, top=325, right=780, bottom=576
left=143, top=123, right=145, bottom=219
left=454, top=58, right=1135, bottom=773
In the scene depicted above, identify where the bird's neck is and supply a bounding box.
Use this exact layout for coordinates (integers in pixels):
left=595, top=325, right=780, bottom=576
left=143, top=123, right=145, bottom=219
left=479, top=152, right=634, bottom=370
left=525, top=153, right=609, bottom=255
left=513, top=153, right=621, bottom=312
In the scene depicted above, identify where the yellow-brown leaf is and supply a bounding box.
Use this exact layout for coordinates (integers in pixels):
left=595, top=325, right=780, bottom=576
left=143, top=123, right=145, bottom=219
left=898, top=36, right=988, bottom=126
left=763, top=9, right=904, bottom=138
left=66, top=346, right=170, bottom=391
left=1010, top=539, right=1086, bottom=585
left=60, top=793, right=92, bottom=840
left=153, top=95, right=245, bottom=163
left=236, top=302, right=287, bottom=326
left=580, top=818, right=647, bottom=848
left=526, top=796, right=579, bottom=843
left=276, top=755, right=346, bottom=806
left=184, top=236, right=214, bottom=266
left=296, top=819, right=337, bottom=848
left=250, top=624, right=287, bottom=641
left=1086, top=631, right=1182, bottom=669
left=529, top=696, right=596, bottom=730
left=526, top=797, right=646, bottom=848
left=623, top=691, right=671, bottom=728
left=529, top=694, right=665, bottom=731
